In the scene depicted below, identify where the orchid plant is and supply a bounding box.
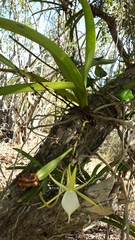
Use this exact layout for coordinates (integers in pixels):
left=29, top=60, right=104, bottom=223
left=0, top=0, right=113, bottom=220
left=0, top=0, right=115, bottom=108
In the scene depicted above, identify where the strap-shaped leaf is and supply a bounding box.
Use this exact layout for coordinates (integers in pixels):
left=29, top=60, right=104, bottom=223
left=79, top=0, right=96, bottom=87
left=0, top=54, right=79, bottom=104
left=0, top=81, right=75, bottom=94
left=13, top=148, right=43, bottom=168
left=0, top=17, right=87, bottom=106
left=37, top=148, right=72, bottom=180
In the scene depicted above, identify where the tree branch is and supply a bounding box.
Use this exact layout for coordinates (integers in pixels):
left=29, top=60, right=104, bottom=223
left=91, top=5, right=129, bottom=64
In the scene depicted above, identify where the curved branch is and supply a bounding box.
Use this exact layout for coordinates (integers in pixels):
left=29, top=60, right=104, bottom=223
left=91, top=5, right=129, bottom=64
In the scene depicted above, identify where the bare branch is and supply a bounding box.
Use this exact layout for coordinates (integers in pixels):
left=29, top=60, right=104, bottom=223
left=91, top=5, right=129, bottom=64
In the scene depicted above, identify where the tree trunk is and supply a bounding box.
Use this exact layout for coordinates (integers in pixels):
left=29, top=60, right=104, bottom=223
left=0, top=64, right=135, bottom=240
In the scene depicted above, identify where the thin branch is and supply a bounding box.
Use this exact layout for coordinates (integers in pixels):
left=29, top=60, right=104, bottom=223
left=90, top=113, right=134, bottom=129
left=91, top=5, right=129, bottom=64
left=9, top=35, right=58, bottom=71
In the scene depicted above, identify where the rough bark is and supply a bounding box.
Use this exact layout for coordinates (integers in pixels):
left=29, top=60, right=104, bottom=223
left=0, top=176, right=117, bottom=240
left=0, top=64, right=135, bottom=239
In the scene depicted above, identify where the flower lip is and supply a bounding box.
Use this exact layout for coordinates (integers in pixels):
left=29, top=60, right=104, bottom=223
left=61, top=190, right=80, bottom=223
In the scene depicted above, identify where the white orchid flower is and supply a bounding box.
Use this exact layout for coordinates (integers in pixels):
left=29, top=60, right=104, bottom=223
left=61, top=190, right=80, bottom=223
left=39, top=164, right=99, bottom=222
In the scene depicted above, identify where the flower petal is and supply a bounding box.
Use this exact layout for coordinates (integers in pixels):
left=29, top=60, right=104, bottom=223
left=61, top=191, right=80, bottom=223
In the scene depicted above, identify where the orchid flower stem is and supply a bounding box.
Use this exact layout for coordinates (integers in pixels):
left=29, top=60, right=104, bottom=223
left=70, top=120, right=88, bottom=163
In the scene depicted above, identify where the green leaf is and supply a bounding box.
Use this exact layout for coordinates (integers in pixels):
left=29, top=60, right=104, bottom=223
left=18, top=186, right=39, bottom=202
left=132, top=3, right=135, bottom=16
left=0, top=18, right=87, bottom=106
left=36, top=148, right=72, bottom=180
left=66, top=10, right=83, bottom=41
left=117, top=89, right=134, bottom=101
left=0, top=54, right=79, bottom=103
left=95, top=66, right=107, bottom=77
left=0, top=82, right=79, bottom=104
left=7, top=166, right=39, bottom=171
left=0, top=81, right=75, bottom=94
left=0, top=82, right=79, bottom=105
left=92, top=166, right=109, bottom=183
left=86, top=77, right=96, bottom=87
left=0, top=54, right=17, bottom=70
left=0, top=62, right=79, bottom=105
left=66, top=9, right=83, bottom=28
left=18, top=179, right=46, bottom=202
left=101, top=215, right=135, bottom=238
left=101, top=217, right=122, bottom=229
left=123, top=81, right=135, bottom=89
left=91, top=57, right=116, bottom=66
left=13, top=148, right=43, bottom=168
left=117, top=161, right=131, bottom=172
left=91, top=163, right=103, bottom=177
left=56, top=89, right=79, bottom=104
left=79, top=0, right=96, bottom=87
